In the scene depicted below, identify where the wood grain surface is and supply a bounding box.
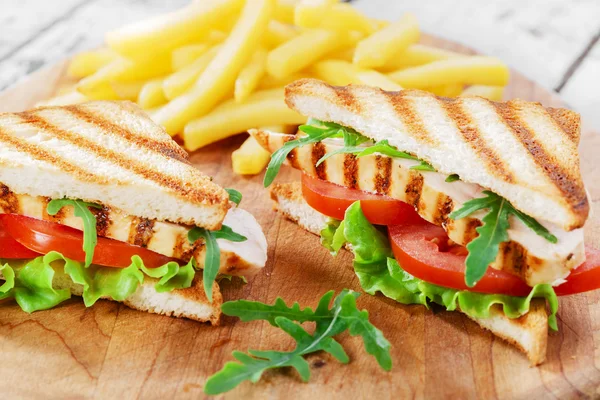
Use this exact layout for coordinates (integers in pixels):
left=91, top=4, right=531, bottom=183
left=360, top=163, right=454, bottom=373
left=0, top=36, right=598, bottom=400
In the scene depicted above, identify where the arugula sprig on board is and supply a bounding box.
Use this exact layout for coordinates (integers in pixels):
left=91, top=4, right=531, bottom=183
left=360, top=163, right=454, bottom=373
left=449, top=191, right=558, bottom=287
left=46, top=199, right=102, bottom=267
left=188, top=224, right=247, bottom=302
left=204, top=290, right=391, bottom=395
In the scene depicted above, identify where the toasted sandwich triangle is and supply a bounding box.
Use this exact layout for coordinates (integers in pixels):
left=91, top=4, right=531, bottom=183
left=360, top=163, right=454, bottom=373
left=269, top=181, right=548, bottom=365
left=0, top=101, right=229, bottom=230
left=285, top=79, right=588, bottom=231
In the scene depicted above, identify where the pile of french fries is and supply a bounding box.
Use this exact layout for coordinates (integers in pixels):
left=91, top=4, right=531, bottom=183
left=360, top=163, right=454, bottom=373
left=46, top=0, right=510, bottom=175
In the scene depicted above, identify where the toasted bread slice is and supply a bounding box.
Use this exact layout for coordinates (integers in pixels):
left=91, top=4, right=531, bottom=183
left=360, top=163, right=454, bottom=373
left=270, top=182, right=548, bottom=365
left=0, top=270, right=222, bottom=325
left=0, top=101, right=228, bottom=230
left=253, top=128, right=584, bottom=286
left=285, top=79, right=588, bottom=231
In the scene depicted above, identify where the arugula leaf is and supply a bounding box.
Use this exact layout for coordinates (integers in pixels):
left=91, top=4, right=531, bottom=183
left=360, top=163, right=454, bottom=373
left=225, top=188, right=242, bottom=206
left=212, top=225, right=247, bottom=242
left=47, top=199, right=101, bottom=268
left=316, top=125, right=370, bottom=166
left=187, top=224, right=248, bottom=302
left=205, top=290, right=391, bottom=395
left=409, top=160, right=436, bottom=172
left=321, top=202, right=559, bottom=330
left=188, top=228, right=219, bottom=303
left=449, top=191, right=558, bottom=286
left=356, top=140, right=417, bottom=160
left=445, top=174, right=460, bottom=183
left=263, top=122, right=342, bottom=187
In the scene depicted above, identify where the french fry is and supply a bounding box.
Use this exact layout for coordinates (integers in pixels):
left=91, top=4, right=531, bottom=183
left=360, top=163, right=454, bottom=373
left=356, top=70, right=402, bottom=91
left=378, top=44, right=464, bottom=72
left=354, top=13, right=420, bottom=68
left=36, top=91, right=88, bottom=107
left=77, top=55, right=172, bottom=99
left=460, top=85, right=504, bottom=101
left=232, top=135, right=272, bottom=175
left=317, top=4, right=377, bottom=34
left=264, top=20, right=299, bottom=48
left=154, top=0, right=275, bottom=135
left=105, top=0, right=243, bottom=58
left=425, top=84, right=463, bottom=97
left=267, top=29, right=342, bottom=78
left=388, top=56, right=510, bottom=88
left=171, top=44, right=209, bottom=70
left=294, top=0, right=338, bottom=28
left=138, top=79, right=168, bottom=109
left=67, top=48, right=117, bottom=78
left=274, top=0, right=298, bottom=24
left=311, top=59, right=361, bottom=86
left=235, top=47, right=268, bottom=102
left=328, top=47, right=354, bottom=62
left=163, top=46, right=220, bottom=100
left=311, top=60, right=402, bottom=90
left=183, top=88, right=306, bottom=150
left=110, top=80, right=147, bottom=100
left=257, top=72, right=313, bottom=89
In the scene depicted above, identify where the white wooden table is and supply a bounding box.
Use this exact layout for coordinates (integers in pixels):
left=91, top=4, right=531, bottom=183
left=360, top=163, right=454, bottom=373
left=1, top=0, right=598, bottom=130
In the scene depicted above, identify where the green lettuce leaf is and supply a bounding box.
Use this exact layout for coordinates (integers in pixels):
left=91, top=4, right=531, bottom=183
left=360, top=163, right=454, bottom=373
left=323, top=201, right=559, bottom=330
left=0, top=252, right=198, bottom=312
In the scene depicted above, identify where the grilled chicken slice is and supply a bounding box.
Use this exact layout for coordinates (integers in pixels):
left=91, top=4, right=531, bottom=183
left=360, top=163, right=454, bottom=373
left=252, top=129, right=585, bottom=286
left=0, top=185, right=267, bottom=277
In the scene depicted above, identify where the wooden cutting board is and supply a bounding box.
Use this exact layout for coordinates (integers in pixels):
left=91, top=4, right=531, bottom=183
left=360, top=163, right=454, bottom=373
left=0, top=35, right=598, bottom=400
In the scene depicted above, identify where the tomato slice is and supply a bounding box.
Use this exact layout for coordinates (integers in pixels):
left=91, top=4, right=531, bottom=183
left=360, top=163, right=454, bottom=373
left=389, top=222, right=533, bottom=296
left=0, top=214, right=179, bottom=268
left=554, top=247, right=600, bottom=296
left=0, top=220, right=41, bottom=259
left=302, top=173, right=424, bottom=225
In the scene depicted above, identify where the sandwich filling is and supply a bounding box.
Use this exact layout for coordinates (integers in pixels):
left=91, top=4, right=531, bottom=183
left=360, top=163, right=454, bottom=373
left=256, top=118, right=600, bottom=328
left=0, top=188, right=265, bottom=314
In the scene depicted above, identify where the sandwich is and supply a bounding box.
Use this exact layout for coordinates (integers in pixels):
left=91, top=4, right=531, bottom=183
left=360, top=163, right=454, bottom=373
left=252, top=79, right=599, bottom=364
left=0, top=100, right=267, bottom=325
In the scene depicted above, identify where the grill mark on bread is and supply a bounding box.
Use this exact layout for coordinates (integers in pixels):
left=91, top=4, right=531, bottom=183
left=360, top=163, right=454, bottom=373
left=547, top=107, right=580, bottom=144
left=343, top=154, right=359, bottom=189
left=334, top=86, right=361, bottom=113
left=405, top=171, right=423, bottom=207
left=65, top=105, right=190, bottom=164
left=495, top=102, right=589, bottom=214
left=0, top=184, right=19, bottom=214
left=312, top=141, right=327, bottom=180
left=440, top=100, right=515, bottom=183
left=0, top=121, right=108, bottom=185
left=374, top=155, right=392, bottom=195
left=385, top=92, right=437, bottom=146
left=131, top=218, right=155, bottom=247
left=20, top=111, right=221, bottom=207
